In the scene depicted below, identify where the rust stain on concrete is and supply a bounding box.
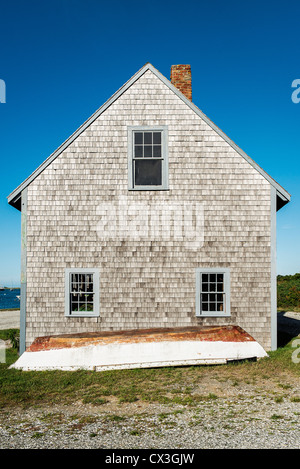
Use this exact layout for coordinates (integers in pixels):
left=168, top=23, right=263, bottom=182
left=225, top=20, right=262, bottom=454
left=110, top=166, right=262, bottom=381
left=27, top=326, right=255, bottom=353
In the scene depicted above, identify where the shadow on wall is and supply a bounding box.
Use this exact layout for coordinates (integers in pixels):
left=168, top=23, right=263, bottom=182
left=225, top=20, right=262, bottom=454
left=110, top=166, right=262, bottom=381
left=277, top=311, right=300, bottom=347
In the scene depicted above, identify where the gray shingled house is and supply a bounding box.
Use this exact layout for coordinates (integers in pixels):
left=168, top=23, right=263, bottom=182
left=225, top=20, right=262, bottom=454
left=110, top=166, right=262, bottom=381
left=8, top=63, right=290, bottom=370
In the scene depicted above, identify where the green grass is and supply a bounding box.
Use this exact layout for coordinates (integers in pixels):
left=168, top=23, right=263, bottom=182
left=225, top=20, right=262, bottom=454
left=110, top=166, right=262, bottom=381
left=0, top=332, right=299, bottom=409
left=0, top=275, right=297, bottom=409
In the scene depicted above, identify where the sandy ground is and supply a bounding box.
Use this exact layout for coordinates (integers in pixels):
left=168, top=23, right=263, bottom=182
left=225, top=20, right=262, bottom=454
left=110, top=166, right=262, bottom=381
left=0, top=310, right=20, bottom=330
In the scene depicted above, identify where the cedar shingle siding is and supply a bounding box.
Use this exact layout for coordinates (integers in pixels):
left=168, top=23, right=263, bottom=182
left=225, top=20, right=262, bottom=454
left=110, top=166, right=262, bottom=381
left=14, top=67, right=288, bottom=350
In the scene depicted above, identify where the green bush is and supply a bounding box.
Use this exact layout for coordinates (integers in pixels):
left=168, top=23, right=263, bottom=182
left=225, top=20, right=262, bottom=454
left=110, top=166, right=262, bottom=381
left=0, top=329, right=19, bottom=350
left=277, top=273, right=300, bottom=311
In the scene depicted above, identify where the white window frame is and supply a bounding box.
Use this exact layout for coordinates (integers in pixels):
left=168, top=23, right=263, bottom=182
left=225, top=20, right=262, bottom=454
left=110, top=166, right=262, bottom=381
left=196, top=268, right=230, bottom=317
left=65, top=268, right=100, bottom=317
left=128, top=126, right=169, bottom=190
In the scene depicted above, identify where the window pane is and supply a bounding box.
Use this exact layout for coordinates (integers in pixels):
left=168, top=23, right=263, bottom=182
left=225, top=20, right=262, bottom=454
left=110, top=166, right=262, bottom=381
left=71, top=273, right=78, bottom=284
left=209, top=303, right=216, bottom=312
left=202, top=302, right=208, bottom=311
left=70, top=298, right=78, bottom=312
left=153, top=132, right=161, bottom=144
left=144, top=145, right=152, bottom=157
left=153, top=145, right=161, bottom=157
left=202, top=283, right=208, bottom=292
left=79, top=274, right=84, bottom=284
left=202, top=274, right=209, bottom=282
left=210, top=274, right=216, bottom=283
left=134, top=132, right=143, bottom=144
left=217, top=303, right=224, bottom=312
left=135, top=159, right=162, bottom=186
left=217, top=273, right=223, bottom=283
left=134, top=145, right=143, bottom=157
left=209, top=282, right=216, bottom=292
left=209, top=293, right=216, bottom=302
left=86, top=274, right=93, bottom=283
left=202, top=293, right=208, bottom=302
left=79, top=275, right=85, bottom=290
left=144, top=132, right=152, bottom=144
left=217, top=283, right=223, bottom=292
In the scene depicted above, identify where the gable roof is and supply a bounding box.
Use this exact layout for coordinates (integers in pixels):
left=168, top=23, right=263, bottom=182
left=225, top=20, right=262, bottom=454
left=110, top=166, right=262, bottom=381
left=7, top=63, right=290, bottom=211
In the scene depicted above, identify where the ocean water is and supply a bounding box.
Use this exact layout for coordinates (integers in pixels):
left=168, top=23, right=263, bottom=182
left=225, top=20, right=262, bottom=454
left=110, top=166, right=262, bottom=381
left=0, top=289, right=20, bottom=310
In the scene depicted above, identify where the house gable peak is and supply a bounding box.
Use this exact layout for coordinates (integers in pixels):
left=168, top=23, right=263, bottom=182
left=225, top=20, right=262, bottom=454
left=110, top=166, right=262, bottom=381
left=7, top=63, right=290, bottom=210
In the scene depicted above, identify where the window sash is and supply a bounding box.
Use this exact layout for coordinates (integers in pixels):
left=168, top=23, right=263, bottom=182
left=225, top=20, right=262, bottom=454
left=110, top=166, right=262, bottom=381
left=133, top=159, right=162, bottom=187
left=196, top=268, right=230, bottom=317
left=70, top=292, right=95, bottom=314
left=200, top=292, right=226, bottom=313
left=65, top=269, right=100, bottom=317
left=134, top=130, right=162, bottom=159
left=133, top=130, right=163, bottom=187
left=128, top=126, right=168, bottom=190
left=70, top=273, right=94, bottom=314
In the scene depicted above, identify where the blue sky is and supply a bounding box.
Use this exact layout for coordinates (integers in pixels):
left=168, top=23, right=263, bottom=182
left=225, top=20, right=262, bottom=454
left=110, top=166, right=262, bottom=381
left=0, top=0, right=299, bottom=286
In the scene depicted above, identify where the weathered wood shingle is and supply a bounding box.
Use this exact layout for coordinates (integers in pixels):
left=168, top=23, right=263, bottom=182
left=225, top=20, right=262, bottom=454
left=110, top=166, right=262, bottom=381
left=24, top=68, right=275, bottom=349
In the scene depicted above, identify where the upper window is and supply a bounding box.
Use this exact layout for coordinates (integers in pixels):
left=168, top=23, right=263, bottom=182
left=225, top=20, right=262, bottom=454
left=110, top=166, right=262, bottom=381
left=128, top=126, right=168, bottom=190
left=196, top=268, right=230, bottom=317
left=65, top=268, right=100, bottom=317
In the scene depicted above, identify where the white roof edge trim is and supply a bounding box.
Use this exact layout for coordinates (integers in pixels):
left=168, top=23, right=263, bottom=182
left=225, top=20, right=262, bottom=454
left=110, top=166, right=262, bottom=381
left=7, top=62, right=290, bottom=207
left=276, top=190, right=289, bottom=202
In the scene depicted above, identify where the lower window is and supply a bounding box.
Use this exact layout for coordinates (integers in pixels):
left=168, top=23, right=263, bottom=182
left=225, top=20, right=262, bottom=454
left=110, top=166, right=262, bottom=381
left=65, top=268, right=100, bottom=317
left=196, top=268, right=230, bottom=317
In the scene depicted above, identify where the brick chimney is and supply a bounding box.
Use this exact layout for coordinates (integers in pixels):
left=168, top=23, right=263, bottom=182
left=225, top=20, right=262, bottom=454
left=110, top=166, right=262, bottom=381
left=170, top=65, right=192, bottom=101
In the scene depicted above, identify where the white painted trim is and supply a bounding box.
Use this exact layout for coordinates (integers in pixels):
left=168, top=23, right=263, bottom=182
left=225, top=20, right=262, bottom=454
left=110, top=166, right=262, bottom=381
left=271, top=186, right=277, bottom=350
left=20, top=188, right=27, bottom=355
